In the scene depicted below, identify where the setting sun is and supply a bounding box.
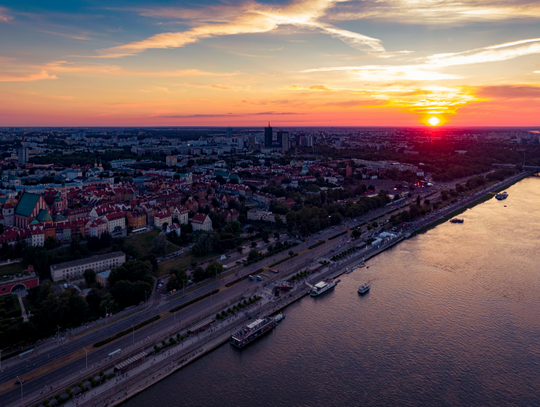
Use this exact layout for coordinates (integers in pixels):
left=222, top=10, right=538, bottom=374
left=427, top=117, right=441, bottom=126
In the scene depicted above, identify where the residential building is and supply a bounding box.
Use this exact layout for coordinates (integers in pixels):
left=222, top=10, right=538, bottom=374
left=166, top=156, right=178, bottom=166
left=127, top=210, right=147, bottom=229
left=154, top=210, right=172, bottom=229
left=96, top=270, right=111, bottom=287
left=104, top=212, right=126, bottom=234
left=247, top=209, right=275, bottom=223
left=191, top=213, right=213, bottom=231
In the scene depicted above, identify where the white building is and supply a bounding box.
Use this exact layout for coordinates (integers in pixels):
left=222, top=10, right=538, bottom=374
left=50, top=251, right=126, bottom=282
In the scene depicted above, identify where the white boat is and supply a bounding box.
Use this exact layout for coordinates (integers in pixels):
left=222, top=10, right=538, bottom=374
left=274, top=313, right=285, bottom=323
left=309, top=278, right=338, bottom=297
left=358, top=283, right=370, bottom=294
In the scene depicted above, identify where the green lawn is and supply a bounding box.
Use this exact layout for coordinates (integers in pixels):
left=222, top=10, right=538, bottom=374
left=122, top=228, right=179, bottom=258
left=0, top=262, right=25, bottom=277
left=157, top=251, right=217, bottom=276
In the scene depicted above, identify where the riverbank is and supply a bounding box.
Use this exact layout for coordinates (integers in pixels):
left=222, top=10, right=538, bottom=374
left=408, top=172, right=528, bottom=238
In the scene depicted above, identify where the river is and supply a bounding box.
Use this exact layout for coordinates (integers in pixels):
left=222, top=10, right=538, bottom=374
left=124, top=177, right=540, bottom=407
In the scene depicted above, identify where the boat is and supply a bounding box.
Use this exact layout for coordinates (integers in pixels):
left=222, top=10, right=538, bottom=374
left=450, top=218, right=464, bottom=223
left=274, top=313, right=285, bottom=323
left=358, top=283, right=370, bottom=294
left=308, top=278, right=338, bottom=297
left=496, top=192, right=508, bottom=200
left=230, top=317, right=277, bottom=348
left=248, top=275, right=254, bottom=281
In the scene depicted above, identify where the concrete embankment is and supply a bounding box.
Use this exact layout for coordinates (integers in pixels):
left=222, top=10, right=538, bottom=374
left=79, top=237, right=407, bottom=407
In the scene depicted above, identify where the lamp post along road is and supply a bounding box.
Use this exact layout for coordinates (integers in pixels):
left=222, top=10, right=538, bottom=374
left=16, top=375, right=23, bottom=405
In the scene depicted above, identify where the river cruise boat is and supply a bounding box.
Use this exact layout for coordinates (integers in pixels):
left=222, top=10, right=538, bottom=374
left=496, top=192, right=508, bottom=200
left=358, top=283, right=370, bottom=294
left=274, top=313, right=285, bottom=323
left=309, top=278, right=338, bottom=297
left=230, top=317, right=277, bottom=348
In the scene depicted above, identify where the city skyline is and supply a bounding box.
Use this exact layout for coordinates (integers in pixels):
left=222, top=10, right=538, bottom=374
left=1, top=0, right=539, bottom=127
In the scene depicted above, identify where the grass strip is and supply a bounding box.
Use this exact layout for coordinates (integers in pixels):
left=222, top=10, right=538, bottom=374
left=169, top=289, right=220, bottom=313
left=93, top=315, right=160, bottom=348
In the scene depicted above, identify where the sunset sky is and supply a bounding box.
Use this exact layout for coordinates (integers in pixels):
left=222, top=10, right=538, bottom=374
left=1, top=0, right=539, bottom=127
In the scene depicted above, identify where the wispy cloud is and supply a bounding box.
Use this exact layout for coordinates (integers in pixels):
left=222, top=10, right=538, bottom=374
left=298, top=65, right=460, bottom=81
left=99, top=0, right=384, bottom=58
left=0, top=70, right=57, bottom=82
left=159, top=111, right=303, bottom=118
left=288, top=84, right=333, bottom=91
left=476, top=84, right=540, bottom=99
left=426, top=38, right=540, bottom=67
left=39, top=61, right=238, bottom=78
left=326, top=0, right=540, bottom=25
left=0, top=6, right=12, bottom=22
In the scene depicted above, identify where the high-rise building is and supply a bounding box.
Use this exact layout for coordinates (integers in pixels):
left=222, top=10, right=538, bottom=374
left=282, top=132, right=289, bottom=153
left=226, top=127, right=233, bottom=138
left=18, top=136, right=30, bottom=164
left=277, top=130, right=289, bottom=147
left=264, top=123, right=273, bottom=148
left=305, top=134, right=314, bottom=147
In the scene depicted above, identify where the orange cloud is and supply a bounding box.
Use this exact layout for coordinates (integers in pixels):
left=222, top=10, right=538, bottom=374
left=0, top=70, right=57, bottom=82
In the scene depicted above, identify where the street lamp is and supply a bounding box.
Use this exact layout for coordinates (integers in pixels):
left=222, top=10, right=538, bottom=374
left=83, top=347, right=88, bottom=371
left=105, top=306, right=109, bottom=325
left=16, top=376, right=23, bottom=405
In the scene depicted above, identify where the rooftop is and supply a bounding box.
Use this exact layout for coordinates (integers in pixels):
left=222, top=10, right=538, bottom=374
left=50, top=251, right=125, bottom=271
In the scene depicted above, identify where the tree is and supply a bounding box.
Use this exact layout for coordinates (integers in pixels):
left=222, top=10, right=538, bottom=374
left=351, top=229, right=361, bottom=239
left=192, top=266, right=206, bottom=282
left=248, top=249, right=259, bottom=262
left=152, top=234, right=167, bottom=256
left=86, top=288, right=102, bottom=315
left=22, top=246, right=51, bottom=279
left=416, top=195, right=421, bottom=206
left=330, top=213, right=343, bottom=225
left=167, top=269, right=188, bottom=291
left=99, top=232, right=113, bottom=249
left=83, top=269, right=96, bottom=286
left=288, top=250, right=294, bottom=257
left=87, top=236, right=101, bottom=251
left=44, top=237, right=58, bottom=250
left=206, top=261, right=223, bottom=278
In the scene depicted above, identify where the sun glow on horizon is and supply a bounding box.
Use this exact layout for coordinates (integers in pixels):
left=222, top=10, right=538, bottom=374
left=427, top=116, right=442, bottom=126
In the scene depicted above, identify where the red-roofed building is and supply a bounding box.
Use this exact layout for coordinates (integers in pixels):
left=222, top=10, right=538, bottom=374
left=104, top=212, right=126, bottom=234
left=191, top=213, right=213, bottom=232
left=154, top=210, right=172, bottom=229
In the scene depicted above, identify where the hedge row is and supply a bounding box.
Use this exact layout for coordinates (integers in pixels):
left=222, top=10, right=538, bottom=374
left=307, top=240, right=326, bottom=250
left=93, top=315, right=161, bottom=348
left=169, top=289, right=220, bottom=313
left=328, top=231, right=347, bottom=240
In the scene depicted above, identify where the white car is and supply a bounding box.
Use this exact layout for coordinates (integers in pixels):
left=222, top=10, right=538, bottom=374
left=220, top=255, right=227, bottom=260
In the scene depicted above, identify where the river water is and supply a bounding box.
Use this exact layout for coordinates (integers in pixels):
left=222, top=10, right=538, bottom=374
left=124, top=177, right=540, bottom=407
